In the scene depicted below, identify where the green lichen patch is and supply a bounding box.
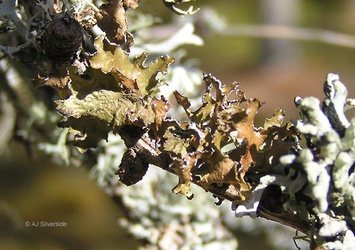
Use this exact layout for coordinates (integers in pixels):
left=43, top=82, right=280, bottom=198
left=90, top=35, right=175, bottom=96
left=168, top=74, right=296, bottom=201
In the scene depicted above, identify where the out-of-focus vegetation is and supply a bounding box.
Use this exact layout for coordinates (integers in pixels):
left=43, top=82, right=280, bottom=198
left=1, top=1, right=355, bottom=249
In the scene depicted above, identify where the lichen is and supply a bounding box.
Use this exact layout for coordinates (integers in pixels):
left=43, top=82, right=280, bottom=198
left=115, top=167, right=238, bottom=249
left=233, top=73, right=355, bottom=249
left=4, top=0, right=355, bottom=249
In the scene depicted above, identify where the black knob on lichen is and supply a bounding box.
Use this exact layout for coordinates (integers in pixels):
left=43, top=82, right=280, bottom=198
left=43, top=15, right=83, bottom=64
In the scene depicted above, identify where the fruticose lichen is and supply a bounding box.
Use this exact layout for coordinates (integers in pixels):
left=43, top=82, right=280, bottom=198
left=115, top=167, right=238, bottom=249
left=233, top=74, right=355, bottom=249
left=4, top=1, right=355, bottom=249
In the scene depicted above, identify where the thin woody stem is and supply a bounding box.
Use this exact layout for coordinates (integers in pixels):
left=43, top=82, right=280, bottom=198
left=118, top=126, right=310, bottom=235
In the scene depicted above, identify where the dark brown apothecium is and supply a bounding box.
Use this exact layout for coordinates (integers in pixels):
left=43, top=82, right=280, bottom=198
left=43, top=15, right=83, bottom=64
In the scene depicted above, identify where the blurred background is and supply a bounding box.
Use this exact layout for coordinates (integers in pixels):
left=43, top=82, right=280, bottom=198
left=1, top=0, right=355, bottom=249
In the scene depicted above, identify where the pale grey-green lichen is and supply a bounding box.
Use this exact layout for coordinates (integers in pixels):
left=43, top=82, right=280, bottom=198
left=115, top=168, right=238, bottom=249
left=233, top=73, right=355, bottom=249
left=234, top=175, right=278, bottom=218
left=286, top=74, right=355, bottom=247
left=333, top=152, right=353, bottom=192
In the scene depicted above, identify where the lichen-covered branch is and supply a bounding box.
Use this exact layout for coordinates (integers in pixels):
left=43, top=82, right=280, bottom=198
left=2, top=0, right=355, bottom=249
left=233, top=74, right=355, bottom=248
left=52, top=25, right=308, bottom=237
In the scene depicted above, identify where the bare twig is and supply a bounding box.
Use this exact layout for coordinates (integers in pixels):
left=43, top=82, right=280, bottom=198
left=223, top=24, right=355, bottom=49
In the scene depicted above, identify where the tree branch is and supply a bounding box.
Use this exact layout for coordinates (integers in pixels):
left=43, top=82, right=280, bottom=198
left=118, top=125, right=310, bottom=234
left=224, top=24, right=355, bottom=49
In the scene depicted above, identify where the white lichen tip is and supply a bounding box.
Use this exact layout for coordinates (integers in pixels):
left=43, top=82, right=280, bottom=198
left=294, top=96, right=303, bottom=107
left=318, top=216, right=347, bottom=238
left=323, top=72, right=350, bottom=135
left=295, top=97, right=332, bottom=136
left=327, top=73, right=340, bottom=83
